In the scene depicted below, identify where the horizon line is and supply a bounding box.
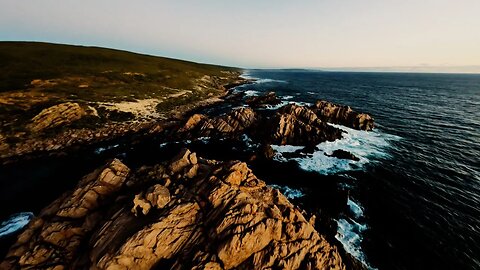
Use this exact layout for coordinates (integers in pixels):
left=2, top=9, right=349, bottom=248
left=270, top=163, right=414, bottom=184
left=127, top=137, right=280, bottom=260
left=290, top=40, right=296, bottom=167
left=2, top=40, right=480, bottom=74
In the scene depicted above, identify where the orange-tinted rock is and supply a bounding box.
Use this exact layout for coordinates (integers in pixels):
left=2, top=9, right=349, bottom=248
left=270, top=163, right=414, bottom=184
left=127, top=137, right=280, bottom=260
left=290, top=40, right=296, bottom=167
left=1, top=150, right=345, bottom=270
left=312, top=100, right=374, bottom=131
left=269, top=104, right=343, bottom=145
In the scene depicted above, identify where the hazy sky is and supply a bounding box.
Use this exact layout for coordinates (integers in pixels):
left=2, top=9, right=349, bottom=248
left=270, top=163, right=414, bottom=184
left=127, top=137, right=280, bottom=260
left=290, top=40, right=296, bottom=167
left=1, top=0, right=479, bottom=70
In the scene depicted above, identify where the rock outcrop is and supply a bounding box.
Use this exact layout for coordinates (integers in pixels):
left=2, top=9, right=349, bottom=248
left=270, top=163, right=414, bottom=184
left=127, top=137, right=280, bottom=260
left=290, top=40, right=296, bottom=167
left=268, top=104, right=343, bottom=146
left=176, top=103, right=345, bottom=148
left=312, top=100, right=374, bottom=131
left=246, top=91, right=281, bottom=108
left=1, top=150, right=345, bottom=270
left=326, top=149, right=360, bottom=161
left=179, top=107, right=257, bottom=138
left=27, top=102, right=98, bottom=132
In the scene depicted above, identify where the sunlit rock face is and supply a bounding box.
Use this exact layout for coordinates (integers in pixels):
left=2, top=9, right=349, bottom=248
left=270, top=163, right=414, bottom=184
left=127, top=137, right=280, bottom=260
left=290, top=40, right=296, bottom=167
left=1, top=149, right=345, bottom=270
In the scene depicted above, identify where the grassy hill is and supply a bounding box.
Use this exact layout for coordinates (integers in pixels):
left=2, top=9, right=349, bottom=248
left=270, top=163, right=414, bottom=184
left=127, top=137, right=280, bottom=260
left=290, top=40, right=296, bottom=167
left=0, top=41, right=238, bottom=92
left=0, top=42, right=242, bottom=136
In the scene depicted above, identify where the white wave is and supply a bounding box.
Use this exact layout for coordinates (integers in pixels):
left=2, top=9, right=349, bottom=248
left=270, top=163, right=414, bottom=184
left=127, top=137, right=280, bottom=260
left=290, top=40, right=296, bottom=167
left=270, top=184, right=305, bottom=199
left=307, top=91, right=316, bottom=95
left=239, top=72, right=287, bottom=84
left=336, top=218, right=376, bottom=269
left=282, top=95, right=294, bottom=100
left=264, top=100, right=290, bottom=110
left=244, top=90, right=260, bottom=97
left=348, top=198, right=364, bottom=220
left=264, top=101, right=313, bottom=110
left=272, top=124, right=400, bottom=175
left=241, top=134, right=259, bottom=149
left=0, top=212, right=34, bottom=238
left=95, top=144, right=120, bottom=154
left=254, top=78, right=287, bottom=84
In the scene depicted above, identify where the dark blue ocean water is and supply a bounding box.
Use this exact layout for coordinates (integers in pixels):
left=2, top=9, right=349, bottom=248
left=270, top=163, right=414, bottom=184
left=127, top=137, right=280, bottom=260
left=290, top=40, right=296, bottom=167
left=236, top=70, right=480, bottom=270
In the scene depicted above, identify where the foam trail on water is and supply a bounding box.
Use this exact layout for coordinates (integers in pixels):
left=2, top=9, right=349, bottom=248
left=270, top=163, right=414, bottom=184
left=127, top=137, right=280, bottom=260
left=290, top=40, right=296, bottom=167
left=0, top=212, right=34, bottom=238
left=240, top=72, right=287, bottom=84
left=336, top=218, right=374, bottom=268
left=270, top=184, right=305, bottom=199
left=348, top=198, right=364, bottom=219
left=244, top=90, right=260, bottom=97
left=272, top=124, right=400, bottom=175
left=264, top=101, right=313, bottom=110
left=95, top=144, right=120, bottom=154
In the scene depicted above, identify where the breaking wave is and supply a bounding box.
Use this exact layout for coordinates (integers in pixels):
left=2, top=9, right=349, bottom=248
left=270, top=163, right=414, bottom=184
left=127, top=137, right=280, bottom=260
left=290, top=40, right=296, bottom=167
left=272, top=124, right=400, bottom=175
left=0, top=212, right=34, bottom=238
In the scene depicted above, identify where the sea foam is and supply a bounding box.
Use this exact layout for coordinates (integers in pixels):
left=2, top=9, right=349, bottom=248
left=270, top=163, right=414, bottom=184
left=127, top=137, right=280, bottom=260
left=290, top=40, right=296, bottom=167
left=0, top=212, right=34, bottom=238
left=272, top=124, right=400, bottom=175
left=269, top=184, right=305, bottom=199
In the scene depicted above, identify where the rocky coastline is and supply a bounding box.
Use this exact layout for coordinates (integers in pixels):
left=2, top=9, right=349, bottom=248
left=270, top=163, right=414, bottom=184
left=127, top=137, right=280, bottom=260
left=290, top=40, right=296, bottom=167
left=0, top=84, right=375, bottom=269
left=0, top=75, right=250, bottom=164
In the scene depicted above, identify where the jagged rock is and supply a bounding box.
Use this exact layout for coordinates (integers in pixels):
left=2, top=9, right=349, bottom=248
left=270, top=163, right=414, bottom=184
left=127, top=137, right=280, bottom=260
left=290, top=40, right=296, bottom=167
left=312, top=100, right=374, bottom=131
left=269, top=104, right=343, bottom=146
left=179, top=108, right=257, bottom=138
left=27, top=102, right=98, bottom=132
left=326, top=149, right=360, bottom=161
left=1, top=150, right=345, bottom=270
left=246, top=91, right=281, bottom=108
left=132, top=184, right=171, bottom=216
left=0, top=159, right=129, bottom=269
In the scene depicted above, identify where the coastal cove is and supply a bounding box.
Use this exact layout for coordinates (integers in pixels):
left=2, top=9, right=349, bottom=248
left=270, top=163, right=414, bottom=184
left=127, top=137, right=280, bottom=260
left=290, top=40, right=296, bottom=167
left=0, top=70, right=479, bottom=270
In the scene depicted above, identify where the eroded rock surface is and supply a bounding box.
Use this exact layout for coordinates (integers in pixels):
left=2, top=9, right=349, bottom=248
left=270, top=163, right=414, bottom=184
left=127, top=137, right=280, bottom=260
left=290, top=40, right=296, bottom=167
left=179, top=107, right=257, bottom=138
left=269, top=104, right=343, bottom=146
left=1, top=150, right=345, bottom=270
left=27, top=102, right=98, bottom=132
left=176, top=103, right=346, bottom=148
left=312, top=100, right=374, bottom=131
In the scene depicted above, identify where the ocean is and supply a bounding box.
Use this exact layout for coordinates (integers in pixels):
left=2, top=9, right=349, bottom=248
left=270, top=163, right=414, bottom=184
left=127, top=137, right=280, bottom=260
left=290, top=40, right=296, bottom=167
left=236, top=70, right=480, bottom=269
left=0, top=70, right=479, bottom=269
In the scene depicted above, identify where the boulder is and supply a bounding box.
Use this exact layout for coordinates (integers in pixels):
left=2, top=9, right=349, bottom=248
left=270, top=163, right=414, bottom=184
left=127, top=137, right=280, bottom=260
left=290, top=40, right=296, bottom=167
left=27, top=102, right=98, bottom=132
left=1, top=150, right=345, bottom=270
left=325, top=149, right=360, bottom=161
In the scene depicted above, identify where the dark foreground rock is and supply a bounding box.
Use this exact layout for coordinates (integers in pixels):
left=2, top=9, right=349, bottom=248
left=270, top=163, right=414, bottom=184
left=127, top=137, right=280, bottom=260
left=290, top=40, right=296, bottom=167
left=326, top=149, right=360, bottom=161
left=1, top=149, right=345, bottom=270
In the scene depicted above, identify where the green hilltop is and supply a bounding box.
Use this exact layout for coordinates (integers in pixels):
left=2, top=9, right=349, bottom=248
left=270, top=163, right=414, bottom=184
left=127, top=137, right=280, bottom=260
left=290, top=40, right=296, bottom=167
left=0, top=41, right=242, bottom=136
left=0, top=41, right=239, bottom=92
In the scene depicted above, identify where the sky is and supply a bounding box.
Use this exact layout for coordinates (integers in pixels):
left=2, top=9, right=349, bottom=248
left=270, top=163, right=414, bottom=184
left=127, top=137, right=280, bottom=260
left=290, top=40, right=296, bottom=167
left=1, top=0, right=480, bottom=72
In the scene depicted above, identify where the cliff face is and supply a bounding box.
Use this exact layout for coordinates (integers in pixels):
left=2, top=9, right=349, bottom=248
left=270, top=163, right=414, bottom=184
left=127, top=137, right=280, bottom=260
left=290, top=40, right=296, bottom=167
left=1, top=149, right=345, bottom=270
